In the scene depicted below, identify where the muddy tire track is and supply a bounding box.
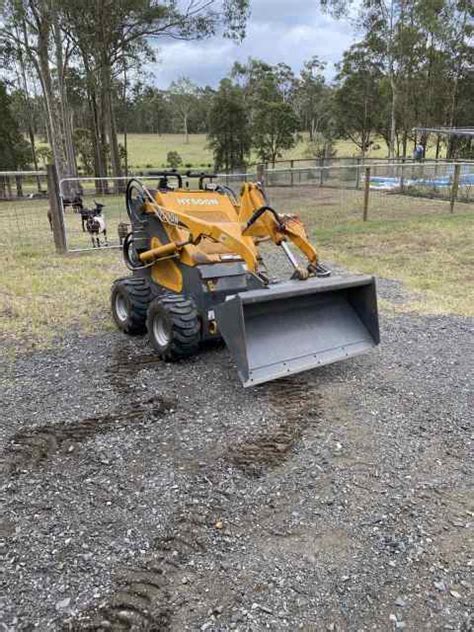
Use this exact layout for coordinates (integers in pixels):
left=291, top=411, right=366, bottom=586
left=0, top=395, right=175, bottom=475
left=106, top=353, right=162, bottom=395
left=62, top=378, right=321, bottom=629
left=63, top=487, right=226, bottom=631
left=228, top=377, right=321, bottom=476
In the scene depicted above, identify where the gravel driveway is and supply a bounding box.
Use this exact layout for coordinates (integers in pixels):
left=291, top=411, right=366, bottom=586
left=0, top=274, right=472, bottom=631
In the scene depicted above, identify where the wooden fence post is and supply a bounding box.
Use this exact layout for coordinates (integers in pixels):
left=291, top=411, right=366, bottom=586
left=290, top=159, right=294, bottom=187
left=355, top=157, right=361, bottom=189
left=256, top=163, right=265, bottom=184
left=450, top=163, right=461, bottom=214
left=400, top=158, right=405, bottom=193
left=15, top=175, right=23, bottom=198
left=47, top=163, right=67, bottom=253
left=363, top=166, right=371, bottom=221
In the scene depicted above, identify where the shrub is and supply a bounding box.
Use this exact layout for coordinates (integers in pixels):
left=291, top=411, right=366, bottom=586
left=167, top=150, right=183, bottom=169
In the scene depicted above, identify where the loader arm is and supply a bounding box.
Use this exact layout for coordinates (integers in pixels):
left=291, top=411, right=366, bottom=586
left=239, top=183, right=319, bottom=268
left=139, top=195, right=260, bottom=272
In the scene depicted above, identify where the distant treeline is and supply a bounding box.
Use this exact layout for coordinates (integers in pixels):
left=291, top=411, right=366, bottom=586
left=0, top=0, right=472, bottom=178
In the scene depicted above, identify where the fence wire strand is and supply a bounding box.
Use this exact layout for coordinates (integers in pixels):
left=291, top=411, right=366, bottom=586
left=0, top=162, right=472, bottom=255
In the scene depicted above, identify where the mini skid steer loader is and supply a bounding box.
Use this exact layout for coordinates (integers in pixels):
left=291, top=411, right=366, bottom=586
left=111, top=172, right=379, bottom=386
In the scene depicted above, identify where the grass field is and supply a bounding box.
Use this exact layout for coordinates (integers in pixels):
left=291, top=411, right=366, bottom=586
left=271, top=188, right=474, bottom=316
left=0, top=184, right=472, bottom=353
left=122, top=133, right=215, bottom=170
left=35, top=132, right=445, bottom=171
left=120, top=133, right=441, bottom=170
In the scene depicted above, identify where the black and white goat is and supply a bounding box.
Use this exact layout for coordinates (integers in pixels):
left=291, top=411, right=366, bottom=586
left=85, top=202, right=108, bottom=248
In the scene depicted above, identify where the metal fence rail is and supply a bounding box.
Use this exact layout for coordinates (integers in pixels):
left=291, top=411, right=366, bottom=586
left=0, top=161, right=471, bottom=256
left=262, top=160, right=473, bottom=192
left=253, top=156, right=474, bottom=173
left=0, top=170, right=48, bottom=200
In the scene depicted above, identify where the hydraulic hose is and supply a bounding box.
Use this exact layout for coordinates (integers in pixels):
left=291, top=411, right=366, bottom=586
left=243, top=205, right=284, bottom=232
left=122, top=232, right=156, bottom=271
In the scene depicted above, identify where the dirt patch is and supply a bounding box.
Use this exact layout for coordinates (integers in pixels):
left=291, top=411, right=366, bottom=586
left=227, top=377, right=321, bottom=476
left=64, top=485, right=227, bottom=631
left=259, top=527, right=354, bottom=566
left=0, top=395, right=175, bottom=474
left=105, top=350, right=163, bottom=395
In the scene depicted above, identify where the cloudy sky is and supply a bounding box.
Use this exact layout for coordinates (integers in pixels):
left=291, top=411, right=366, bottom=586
left=149, top=0, right=359, bottom=88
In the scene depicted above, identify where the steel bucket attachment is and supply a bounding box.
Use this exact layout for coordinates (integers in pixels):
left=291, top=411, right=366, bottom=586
left=215, top=275, right=379, bottom=387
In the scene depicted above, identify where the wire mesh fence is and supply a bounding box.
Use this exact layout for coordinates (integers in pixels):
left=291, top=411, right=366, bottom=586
left=263, top=160, right=474, bottom=202
left=264, top=164, right=359, bottom=188
left=59, top=175, right=211, bottom=252
left=0, top=162, right=472, bottom=257
left=0, top=198, right=53, bottom=255
left=0, top=171, right=51, bottom=254
left=364, top=161, right=474, bottom=201
left=0, top=171, right=48, bottom=200
left=59, top=177, right=136, bottom=252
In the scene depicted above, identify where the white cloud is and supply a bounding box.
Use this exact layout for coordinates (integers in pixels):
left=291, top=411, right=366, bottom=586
left=146, top=1, right=358, bottom=88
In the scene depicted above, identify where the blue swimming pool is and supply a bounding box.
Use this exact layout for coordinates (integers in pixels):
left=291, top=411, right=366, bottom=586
left=368, top=172, right=474, bottom=190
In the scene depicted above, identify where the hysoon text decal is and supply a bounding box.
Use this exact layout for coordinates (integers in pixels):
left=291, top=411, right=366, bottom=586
left=177, top=198, right=220, bottom=206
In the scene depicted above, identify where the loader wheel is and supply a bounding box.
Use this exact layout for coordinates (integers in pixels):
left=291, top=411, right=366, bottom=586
left=111, top=277, right=152, bottom=335
left=147, top=293, right=200, bottom=360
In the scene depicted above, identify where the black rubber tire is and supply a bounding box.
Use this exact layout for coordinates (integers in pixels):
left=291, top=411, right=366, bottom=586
left=111, top=277, right=152, bottom=335
left=147, top=292, right=201, bottom=360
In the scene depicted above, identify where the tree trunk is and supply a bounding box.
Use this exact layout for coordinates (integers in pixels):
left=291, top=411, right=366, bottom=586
left=387, top=0, right=398, bottom=161
left=17, top=54, right=42, bottom=192
left=22, top=15, right=65, bottom=184
left=101, top=63, right=122, bottom=192
left=22, top=7, right=70, bottom=197
left=123, top=63, right=128, bottom=177
left=402, top=131, right=408, bottom=159
left=81, top=50, right=108, bottom=192
left=28, top=126, right=42, bottom=192
left=446, top=8, right=468, bottom=159
left=54, top=20, right=78, bottom=193
left=36, top=44, right=69, bottom=193
left=15, top=175, right=23, bottom=197
left=184, top=113, right=189, bottom=144
left=389, top=75, right=397, bottom=161
left=89, top=88, right=108, bottom=194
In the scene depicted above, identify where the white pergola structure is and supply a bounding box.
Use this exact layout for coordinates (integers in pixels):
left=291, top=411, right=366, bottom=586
left=413, top=127, right=474, bottom=138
